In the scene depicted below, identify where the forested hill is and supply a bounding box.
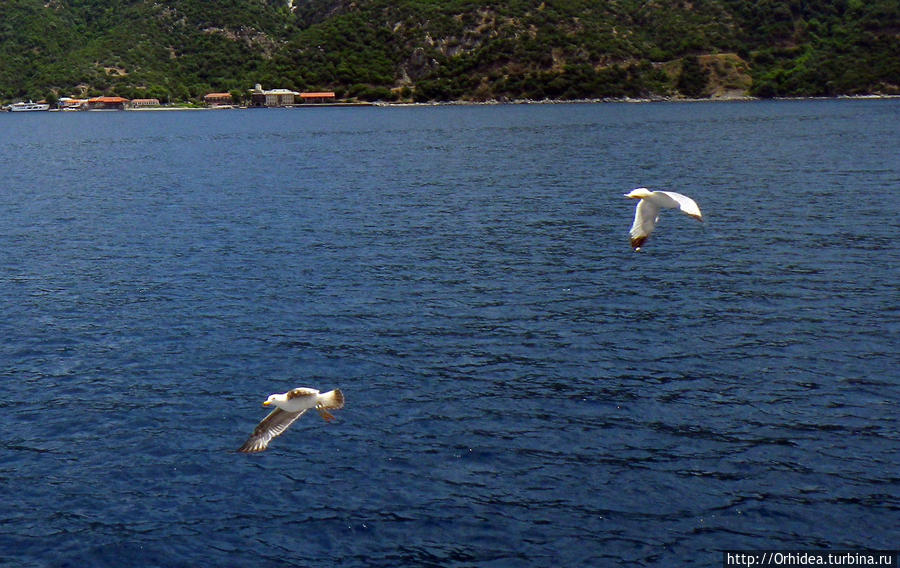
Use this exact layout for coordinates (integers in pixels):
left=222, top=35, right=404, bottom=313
left=1, top=0, right=898, bottom=103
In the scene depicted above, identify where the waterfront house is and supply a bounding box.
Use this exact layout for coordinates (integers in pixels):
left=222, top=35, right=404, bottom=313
left=300, top=92, right=336, bottom=104
left=266, top=89, right=299, bottom=107
left=87, top=96, right=128, bottom=110
left=131, top=98, right=161, bottom=108
left=250, top=84, right=298, bottom=107
left=204, top=93, right=233, bottom=106
left=59, top=97, right=87, bottom=111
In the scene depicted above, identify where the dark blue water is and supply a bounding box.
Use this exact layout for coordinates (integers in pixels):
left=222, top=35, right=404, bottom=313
left=1, top=100, right=897, bottom=567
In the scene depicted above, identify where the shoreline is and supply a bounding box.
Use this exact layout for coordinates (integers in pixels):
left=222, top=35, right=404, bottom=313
left=376, top=93, right=900, bottom=107
left=3, top=94, right=897, bottom=113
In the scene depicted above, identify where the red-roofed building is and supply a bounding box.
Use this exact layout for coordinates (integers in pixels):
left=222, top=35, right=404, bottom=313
left=87, top=96, right=128, bottom=110
left=59, top=97, right=87, bottom=111
left=300, top=92, right=336, bottom=104
left=204, top=93, right=233, bottom=106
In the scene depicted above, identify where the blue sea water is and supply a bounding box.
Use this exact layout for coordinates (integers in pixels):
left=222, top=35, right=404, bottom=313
left=0, top=100, right=897, bottom=567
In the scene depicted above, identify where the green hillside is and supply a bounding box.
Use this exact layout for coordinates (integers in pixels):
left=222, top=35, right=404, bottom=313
left=1, top=0, right=897, bottom=103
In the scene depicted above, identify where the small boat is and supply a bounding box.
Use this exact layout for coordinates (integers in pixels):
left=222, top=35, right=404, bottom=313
left=9, top=101, right=51, bottom=112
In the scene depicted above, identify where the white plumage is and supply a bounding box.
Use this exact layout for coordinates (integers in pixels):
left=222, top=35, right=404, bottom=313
left=238, top=387, right=344, bottom=453
left=625, top=188, right=703, bottom=251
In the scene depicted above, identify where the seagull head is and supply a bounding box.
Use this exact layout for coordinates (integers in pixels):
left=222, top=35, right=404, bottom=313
left=262, top=393, right=281, bottom=407
left=625, top=187, right=653, bottom=199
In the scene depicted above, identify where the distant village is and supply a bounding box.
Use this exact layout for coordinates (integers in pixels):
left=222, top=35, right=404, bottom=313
left=2, top=84, right=342, bottom=112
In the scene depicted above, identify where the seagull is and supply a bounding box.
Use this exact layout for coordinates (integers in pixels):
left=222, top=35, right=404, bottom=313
left=625, top=188, right=703, bottom=251
left=238, top=387, right=344, bottom=453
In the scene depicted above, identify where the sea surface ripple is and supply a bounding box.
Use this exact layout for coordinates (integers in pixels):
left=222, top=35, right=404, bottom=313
left=0, top=100, right=897, bottom=567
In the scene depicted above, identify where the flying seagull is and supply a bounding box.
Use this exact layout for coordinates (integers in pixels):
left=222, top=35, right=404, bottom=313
left=625, top=188, right=703, bottom=251
left=238, top=387, right=344, bottom=453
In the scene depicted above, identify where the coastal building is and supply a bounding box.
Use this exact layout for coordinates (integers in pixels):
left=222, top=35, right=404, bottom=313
left=87, top=96, right=128, bottom=110
left=131, top=98, right=161, bottom=108
left=58, top=97, right=87, bottom=111
left=250, top=84, right=299, bottom=107
left=266, top=89, right=298, bottom=107
left=299, top=92, right=336, bottom=104
left=204, top=93, right=233, bottom=107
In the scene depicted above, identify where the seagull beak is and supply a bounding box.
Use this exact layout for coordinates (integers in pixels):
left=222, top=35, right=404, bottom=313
left=262, top=400, right=272, bottom=407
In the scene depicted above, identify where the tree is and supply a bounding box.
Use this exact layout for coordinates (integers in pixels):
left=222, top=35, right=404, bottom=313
left=677, top=56, right=710, bottom=98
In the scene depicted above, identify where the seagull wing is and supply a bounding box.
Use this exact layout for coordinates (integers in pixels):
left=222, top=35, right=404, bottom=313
left=238, top=408, right=307, bottom=453
left=659, top=191, right=703, bottom=220
left=629, top=198, right=660, bottom=250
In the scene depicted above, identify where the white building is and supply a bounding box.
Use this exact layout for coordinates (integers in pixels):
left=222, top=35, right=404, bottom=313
left=250, top=84, right=298, bottom=107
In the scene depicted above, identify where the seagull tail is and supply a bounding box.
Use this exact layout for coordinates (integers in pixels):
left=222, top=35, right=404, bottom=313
left=319, top=389, right=345, bottom=410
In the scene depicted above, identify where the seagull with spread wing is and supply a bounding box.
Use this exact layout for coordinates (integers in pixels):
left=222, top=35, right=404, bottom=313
left=625, top=187, right=703, bottom=251
left=238, top=387, right=344, bottom=453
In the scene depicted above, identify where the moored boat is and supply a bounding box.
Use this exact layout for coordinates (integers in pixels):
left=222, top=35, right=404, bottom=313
left=9, top=101, right=50, bottom=112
